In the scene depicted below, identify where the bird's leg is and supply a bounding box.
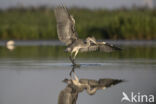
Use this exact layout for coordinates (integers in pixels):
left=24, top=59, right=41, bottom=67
left=69, top=51, right=80, bottom=68
left=69, top=52, right=77, bottom=66
left=72, top=58, right=76, bottom=66
left=73, top=71, right=79, bottom=82
left=71, top=71, right=81, bottom=87
left=72, top=50, right=81, bottom=67
left=69, top=51, right=76, bottom=64
left=69, top=65, right=76, bottom=76
left=71, top=52, right=77, bottom=66
left=73, top=50, right=78, bottom=60
left=69, top=55, right=76, bottom=66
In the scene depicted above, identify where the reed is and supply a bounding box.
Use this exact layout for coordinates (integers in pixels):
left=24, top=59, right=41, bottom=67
left=0, top=7, right=156, bottom=40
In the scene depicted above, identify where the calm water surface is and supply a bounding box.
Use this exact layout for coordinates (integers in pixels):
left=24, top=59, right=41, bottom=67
left=0, top=41, right=156, bottom=104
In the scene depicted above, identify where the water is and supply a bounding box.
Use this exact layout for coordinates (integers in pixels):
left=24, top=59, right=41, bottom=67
left=0, top=41, right=156, bottom=104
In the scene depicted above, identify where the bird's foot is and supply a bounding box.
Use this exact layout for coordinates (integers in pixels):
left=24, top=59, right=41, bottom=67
left=69, top=70, right=73, bottom=77
left=69, top=64, right=80, bottom=77
left=69, top=66, right=75, bottom=77
left=69, top=56, right=80, bottom=67
left=72, top=63, right=80, bottom=68
left=69, top=56, right=75, bottom=64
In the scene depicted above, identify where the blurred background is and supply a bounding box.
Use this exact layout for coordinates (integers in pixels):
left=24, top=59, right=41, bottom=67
left=0, top=0, right=156, bottom=40
left=0, top=0, right=156, bottom=104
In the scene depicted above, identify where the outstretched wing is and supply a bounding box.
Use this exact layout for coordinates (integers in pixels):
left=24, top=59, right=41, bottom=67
left=80, top=78, right=122, bottom=87
left=79, top=79, right=99, bottom=86
left=80, top=42, right=121, bottom=52
left=98, top=78, right=123, bottom=88
left=54, top=7, right=78, bottom=46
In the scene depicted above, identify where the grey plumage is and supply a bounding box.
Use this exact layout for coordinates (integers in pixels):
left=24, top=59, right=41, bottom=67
left=58, top=68, right=123, bottom=104
left=80, top=42, right=121, bottom=52
left=54, top=7, right=78, bottom=46
left=63, top=78, right=123, bottom=95
left=79, top=78, right=122, bottom=89
left=58, top=87, right=73, bottom=104
left=58, top=85, right=78, bottom=104
left=98, top=78, right=123, bottom=87
left=54, top=6, right=121, bottom=65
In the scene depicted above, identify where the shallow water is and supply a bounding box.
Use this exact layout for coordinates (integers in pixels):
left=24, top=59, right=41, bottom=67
left=0, top=41, right=156, bottom=104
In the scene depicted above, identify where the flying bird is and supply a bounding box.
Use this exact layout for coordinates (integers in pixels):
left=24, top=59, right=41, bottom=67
left=54, top=7, right=121, bottom=66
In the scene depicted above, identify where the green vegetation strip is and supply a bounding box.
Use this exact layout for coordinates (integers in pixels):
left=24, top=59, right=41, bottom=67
left=0, top=8, right=156, bottom=40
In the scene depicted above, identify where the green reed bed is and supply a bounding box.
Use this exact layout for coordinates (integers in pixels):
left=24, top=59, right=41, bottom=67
left=0, top=7, right=156, bottom=40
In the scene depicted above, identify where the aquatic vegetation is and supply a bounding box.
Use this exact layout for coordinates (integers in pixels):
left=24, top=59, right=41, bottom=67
left=0, top=7, right=156, bottom=40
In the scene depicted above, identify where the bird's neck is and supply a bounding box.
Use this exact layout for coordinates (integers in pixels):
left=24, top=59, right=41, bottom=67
left=86, top=86, right=97, bottom=95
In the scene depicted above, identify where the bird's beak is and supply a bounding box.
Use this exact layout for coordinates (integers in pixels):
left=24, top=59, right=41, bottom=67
left=62, top=78, right=71, bottom=84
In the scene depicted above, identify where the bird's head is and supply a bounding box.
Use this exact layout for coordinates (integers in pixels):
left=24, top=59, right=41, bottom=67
left=86, top=37, right=97, bottom=44
left=62, top=78, right=72, bottom=84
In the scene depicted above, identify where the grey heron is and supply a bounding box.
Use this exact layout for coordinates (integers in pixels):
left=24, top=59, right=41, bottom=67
left=54, top=7, right=121, bottom=66
left=58, top=72, right=123, bottom=104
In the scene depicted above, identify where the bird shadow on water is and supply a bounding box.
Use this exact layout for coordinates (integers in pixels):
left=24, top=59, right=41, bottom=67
left=57, top=66, right=124, bottom=104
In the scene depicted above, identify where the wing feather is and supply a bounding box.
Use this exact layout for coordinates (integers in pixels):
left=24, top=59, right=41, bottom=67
left=79, top=78, right=123, bottom=89
left=54, top=7, right=78, bottom=46
left=98, top=79, right=123, bottom=88
left=80, top=42, right=121, bottom=52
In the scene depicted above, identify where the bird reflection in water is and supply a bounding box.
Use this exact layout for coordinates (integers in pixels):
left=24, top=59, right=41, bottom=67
left=58, top=66, right=123, bottom=104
